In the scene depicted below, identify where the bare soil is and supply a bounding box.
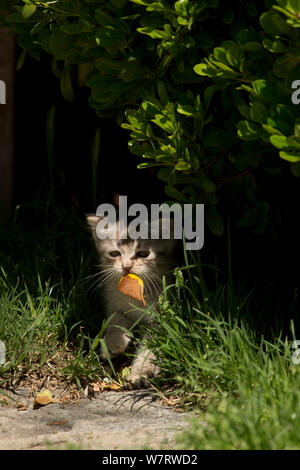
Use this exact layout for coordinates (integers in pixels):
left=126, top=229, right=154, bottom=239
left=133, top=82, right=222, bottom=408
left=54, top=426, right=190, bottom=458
left=0, top=387, right=194, bottom=450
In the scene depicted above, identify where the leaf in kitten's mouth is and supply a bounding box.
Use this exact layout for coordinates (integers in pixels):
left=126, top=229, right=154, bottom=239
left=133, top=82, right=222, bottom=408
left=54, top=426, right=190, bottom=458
left=118, top=274, right=146, bottom=306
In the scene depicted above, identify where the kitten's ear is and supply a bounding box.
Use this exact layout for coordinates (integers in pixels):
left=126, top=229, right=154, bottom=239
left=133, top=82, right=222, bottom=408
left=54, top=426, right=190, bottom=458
left=113, top=193, right=121, bottom=207
left=86, top=214, right=102, bottom=242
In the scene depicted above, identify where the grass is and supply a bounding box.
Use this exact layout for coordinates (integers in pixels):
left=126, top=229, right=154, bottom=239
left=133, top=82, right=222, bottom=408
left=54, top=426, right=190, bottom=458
left=0, top=197, right=107, bottom=392
left=1, top=194, right=300, bottom=449
left=140, top=254, right=300, bottom=449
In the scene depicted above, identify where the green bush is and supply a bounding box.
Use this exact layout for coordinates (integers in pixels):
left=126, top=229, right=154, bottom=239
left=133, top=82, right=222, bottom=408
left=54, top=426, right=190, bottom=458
left=1, top=0, right=300, bottom=234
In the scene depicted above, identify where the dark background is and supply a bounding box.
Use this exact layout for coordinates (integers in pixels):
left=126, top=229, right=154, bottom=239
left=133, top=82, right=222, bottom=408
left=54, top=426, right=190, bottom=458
left=14, top=50, right=166, bottom=212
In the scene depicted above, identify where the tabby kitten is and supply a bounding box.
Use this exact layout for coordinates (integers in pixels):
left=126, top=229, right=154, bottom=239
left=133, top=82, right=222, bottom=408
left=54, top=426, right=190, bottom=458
left=87, top=214, right=178, bottom=387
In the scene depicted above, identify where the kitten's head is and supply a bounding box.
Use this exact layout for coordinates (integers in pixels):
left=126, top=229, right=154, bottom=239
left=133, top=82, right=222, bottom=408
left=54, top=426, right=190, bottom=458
left=87, top=214, right=178, bottom=293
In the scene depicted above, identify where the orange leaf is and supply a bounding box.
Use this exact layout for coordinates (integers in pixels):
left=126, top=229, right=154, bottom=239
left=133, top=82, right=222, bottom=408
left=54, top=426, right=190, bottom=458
left=118, top=274, right=146, bottom=306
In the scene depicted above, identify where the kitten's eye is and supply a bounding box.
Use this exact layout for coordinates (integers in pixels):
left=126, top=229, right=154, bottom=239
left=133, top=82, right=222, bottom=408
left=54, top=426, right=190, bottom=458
left=136, top=251, right=149, bottom=258
left=109, top=250, right=121, bottom=257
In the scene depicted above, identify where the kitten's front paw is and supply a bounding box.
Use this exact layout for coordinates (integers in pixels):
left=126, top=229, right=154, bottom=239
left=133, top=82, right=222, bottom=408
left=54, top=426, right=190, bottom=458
left=101, top=333, right=131, bottom=360
left=128, top=350, right=160, bottom=389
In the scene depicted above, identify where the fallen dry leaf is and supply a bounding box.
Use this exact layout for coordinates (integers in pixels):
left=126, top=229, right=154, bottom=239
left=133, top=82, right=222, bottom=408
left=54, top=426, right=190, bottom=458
left=16, top=402, right=28, bottom=411
left=102, top=382, right=121, bottom=391
left=47, top=420, right=68, bottom=426
left=90, top=382, right=101, bottom=392
left=0, top=395, right=11, bottom=406
left=90, top=381, right=121, bottom=392
left=118, top=274, right=146, bottom=306
left=34, top=389, right=53, bottom=408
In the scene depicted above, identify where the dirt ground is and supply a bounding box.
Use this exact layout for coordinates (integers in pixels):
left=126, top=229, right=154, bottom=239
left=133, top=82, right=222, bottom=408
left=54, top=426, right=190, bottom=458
left=0, top=387, right=195, bottom=450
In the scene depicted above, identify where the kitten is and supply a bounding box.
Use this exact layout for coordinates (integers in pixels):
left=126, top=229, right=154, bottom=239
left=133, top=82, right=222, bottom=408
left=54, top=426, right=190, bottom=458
left=87, top=213, right=178, bottom=387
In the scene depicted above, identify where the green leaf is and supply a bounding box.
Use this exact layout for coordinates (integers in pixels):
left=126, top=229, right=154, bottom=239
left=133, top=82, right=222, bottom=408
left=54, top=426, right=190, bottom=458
left=175, top=0, right=189, bottom=16
left=237, top=120, right=263, bottom=140
left=60, top=65, right=75, bottom=102
left=250, top=101, right=268, bottom=123
left=238, top=105, right=251, bottom=120
left=246, top=2, right=257, bottom=17
left=177, top=104, right=197, bottom=117
left=16, top=49, right=27, bottom=71
left=289, top=0, right=300, bottom=12
left=61, top=20, right=95, bottom=34
left=290, top=0, right=300, bottom=14
left=95, top=57, right=122, bottom=75
left=88, top=74, right=112, bottom=89
left=197, top=175, right=216, bottom=192
left=242, top=41, right=263, bottom=53
left=165, top=185, right=189, bottom=202
left=274, top=53, right=300, bottom=78
left=236, top=26, right=260, bottom=45
left=49, top=32, right=73, bottom=60
left=22, top=4, right=36, bottom=19
left=262, top=124, right=283, bottom=136
left=193, top=62, right=217, bottom=77
left=175, top=160, right=191, bottom=171
left=209, top=59, right=239, bottom=75
left=156, top=80, right=169, bottom=105
left=213, top=47, right=229, bottom=64
left=252, top=79, right=285, bottom=104
left=137, top=27, right=169, bottom=39
left=263, top=38, right=287, bottom=53
left=279, top=151, right=300, bottom=162
left=225, top=43, right=243, bottom=68
left=287, top=136, right=300, bottom=150
left=128, top=140, right=148, bottom=155
left=5, top=12, right=26, bottom=23
left=269, top=135, right=289, bottom=149
left=142, top=99, right=162, bottom=115
left=95, top=9, right=114, bottom=26
left=146, top=2, right=165, bottom=12
left=151, top=114, right=176, bottom=133
left=260, top=10, right=292, bottom=36
left=157, top=168, right=171, bottom=182
left=137, top=162, right=164, bottom=168
left=125, top=109, right=144, bottom=129
left=140, top=14, right=166, bottom=29
left=160, top=144, right=176, bottom=155
left=97, top=27, right=126, bottom=50
left=129, top=0, right=151, bottom=4
left=119, top=62, right=143, bottom=82
left=111, top=0, right=127, bottom=7
left=222, top=7, right=234, bottom=24
left=294, top=118, right=300, bottom=137
left=177, top=16, right=188, bottom=25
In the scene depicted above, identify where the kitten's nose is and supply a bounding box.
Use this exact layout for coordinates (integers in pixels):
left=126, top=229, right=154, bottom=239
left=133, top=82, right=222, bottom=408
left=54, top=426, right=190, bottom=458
left=123, top=266, right=131, bottom=275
